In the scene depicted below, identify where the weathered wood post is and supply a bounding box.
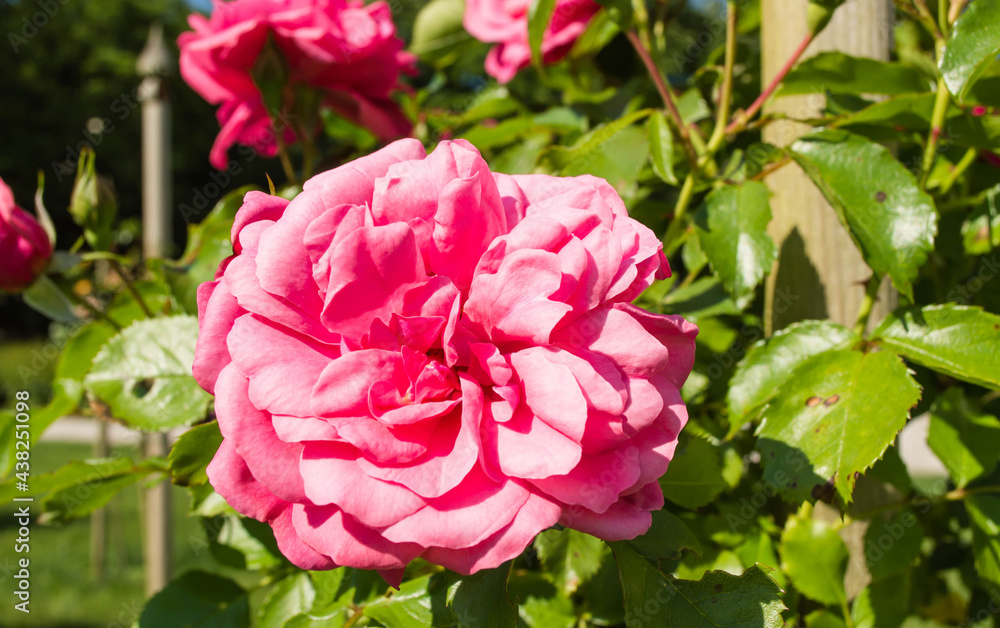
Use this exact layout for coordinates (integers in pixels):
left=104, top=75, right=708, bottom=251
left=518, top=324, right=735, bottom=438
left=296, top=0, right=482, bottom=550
left=762, top=0, right=897, bottom=334
left=137, top=22, right=174, bottom=597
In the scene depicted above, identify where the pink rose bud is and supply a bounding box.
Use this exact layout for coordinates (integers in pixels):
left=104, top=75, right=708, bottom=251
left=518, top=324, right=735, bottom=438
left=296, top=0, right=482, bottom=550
left=0, top=177, right=52, bottom=293
left=178, top=0, right=415, bottom=170
left=972, top=105, right=988, bottom=117
left=464, top=0, right=599, bottom=83
left=194, top=140, right=697, bottom=581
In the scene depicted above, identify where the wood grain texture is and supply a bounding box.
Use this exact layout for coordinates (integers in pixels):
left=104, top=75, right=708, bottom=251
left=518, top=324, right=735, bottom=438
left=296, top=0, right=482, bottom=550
left=761, top=0, right=897, bottom=333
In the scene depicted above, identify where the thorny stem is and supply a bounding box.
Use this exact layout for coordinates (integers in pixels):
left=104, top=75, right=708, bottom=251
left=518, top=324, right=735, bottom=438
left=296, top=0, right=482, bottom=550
left=919, top=75, right=952, bottom=189
left=626, top=30, right=700, bottom=170
left=727, top=31, right=814, bottom=134
left=110, top=260, right=154, bottom=319
left=853, top=274, right=882, bottom=336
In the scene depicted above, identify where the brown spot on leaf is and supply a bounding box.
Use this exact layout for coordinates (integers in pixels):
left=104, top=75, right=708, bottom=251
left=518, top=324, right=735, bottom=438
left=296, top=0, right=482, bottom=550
left=714, top=584, right=723, bottom=593
left=875, top=191, right=887, bottom=203
left=806, top=396, right=823, bottom=407
left=824, top=394, right=840, bottom=406
left=811, top=478, right=836, bottom=502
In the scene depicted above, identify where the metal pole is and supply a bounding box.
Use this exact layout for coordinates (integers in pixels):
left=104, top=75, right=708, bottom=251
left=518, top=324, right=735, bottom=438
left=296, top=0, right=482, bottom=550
left=137, top=22, right=173, bottom=597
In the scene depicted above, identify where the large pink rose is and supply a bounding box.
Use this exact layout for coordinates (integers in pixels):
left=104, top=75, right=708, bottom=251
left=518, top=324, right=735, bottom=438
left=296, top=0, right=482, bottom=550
left=179, top=0, right=414, bottom=169
left=0, top=177, right=51, bottom=293
left=194, top=139, right=696, bottom=581
left=464, top=0, right=600, bottom=83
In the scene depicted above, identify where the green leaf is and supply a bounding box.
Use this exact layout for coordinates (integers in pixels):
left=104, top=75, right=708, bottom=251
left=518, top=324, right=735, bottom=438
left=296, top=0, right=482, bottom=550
left=851, top=570, right=911, bottom=628
left=661, top=277, right=741, bottom=320
left=648, top=110, right=679, bottom=185
left=364, top=574, right=436, bottom=627
left=863, top=510, right=922, bottom=580
left=592, top=0, right=632, bottom=28
left=41, top=464, right=162, bottom=524
left=727, top=321, right=858, bottom=434
left=206, top=516, right=283, bottom=571
left=169, top=421, right=223, bottom=487
left=806, top=611, right=848, bottom=628
left=626, top=509, right=703, bottom=560
left=22, top=275, right=80, bottom=324
left=163, top=186, right=252, bottom=314
left=409, top=0, right=469, bottom=56
left=539, top=109, right=652, bottom=197
left=309, top=568, right=387, bottom=621
left=449, top=561, right=519, bottom=628
left=873, top=304, right=1000, bottom=391
left=611, top=542, right=785, bottom=627
left=777, top=52, right=929, bottom=96
left=138, top=570, right=249, bottom=628
left=756, top=349, right=921, bottom=503
left=694, top=181, right=777, bottom=309
left=962, top=186, right=1000, bottom=255
left=259, top=573, right=315, bottom=628
left=0, top=456, right=158, bottom=502
left=790, top=130, right=937, bottom=300
left=528, top=0, right=556, bottom=69
left=659, top=437, right=727, bottom=510
left=55, top=321, right=117, bottom=383
left=940, top=0, right=1000, bottom=101
left=966, top=495, right=1000, bottom=588
left=534, top=528, right=607, bottom=595
left=85, top=315, right=212, bottom=431
left=779, top=514, right=848, bottom=606
left=927, top=388, right=1000, bottom=488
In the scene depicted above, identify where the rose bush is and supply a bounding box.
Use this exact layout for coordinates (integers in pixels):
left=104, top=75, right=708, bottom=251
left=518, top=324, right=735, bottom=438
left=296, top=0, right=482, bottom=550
left=0, top=177, right=51, bottom=293
left=193, top=138, right=697, bottom=578
left=178, top=0, right=414, bottom=169
left=463, top=0, right=599, bottom=83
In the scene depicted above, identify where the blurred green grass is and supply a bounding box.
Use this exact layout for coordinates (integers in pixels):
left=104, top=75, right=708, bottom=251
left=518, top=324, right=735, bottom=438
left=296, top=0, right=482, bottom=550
left=0, top=441, right=213, bottom=627
left=0, top=339, right=55, bottom=409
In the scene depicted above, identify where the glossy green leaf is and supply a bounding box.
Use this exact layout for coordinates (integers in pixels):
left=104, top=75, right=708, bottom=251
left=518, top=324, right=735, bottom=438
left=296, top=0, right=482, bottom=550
left=661, top=277, right=741, bottom=320
left=727, top=321, right=858, bottom=433
left=41, top=464, right=163, bottom=524
left=22, top=275, right=80, bottom=324
left=940, top=0, right=1000, bottom=101
left=534, top=528, right=606, bottom=595
left=659, top=437, right=727, bottom=510
left=873, top=304, right=1000, bottom=391
left=962, top=186, right=1000, bottom=255
left=694, top=181, right=777, bottom=308
left=449, top=561, right=519, bottom=628
left=540, top=110, right=651, bottom=198
left=309, top=568, right=387, bottom=622
left=259, top=573, right=315, bottom=628
left=169, top=421, right=224, bottom=487
left=85, top=315, right=212, bottom=431
left=928, top=388, right=1000, bottom=488
left=851, top=571, right=911, bottom=628
left=612, top=542, right=785, bottom=627
left=0, top=456, right=148, bottom=502
left=648, top=110, right=679, bottom=185
left=627, top=509, right=703, bottom=560
left=780, top=515, right=848, bottom=606
left=207, top=516, right=283, bottom=571
left=790, top=130, right=937, bottom=299
left=756, top=349, right=921, bottom=503
left=863, top=510, right=922, bottom=580
left=965, top=495, right=1000, bottom=588
left=138, top=570, right=249, bottom=628
left=364, top=574, right=437, bottom=627
left=777, top=52, right=928, bottom=96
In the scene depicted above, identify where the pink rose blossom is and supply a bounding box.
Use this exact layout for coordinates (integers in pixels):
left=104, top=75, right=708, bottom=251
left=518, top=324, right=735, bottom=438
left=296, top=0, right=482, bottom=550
left=194, top=139, right=696, bottom=581
left=0, top=177, right=52, bottom=293
left=463, top=0, right=600, bottom=83
left=179, top=0, right=414, bottom=169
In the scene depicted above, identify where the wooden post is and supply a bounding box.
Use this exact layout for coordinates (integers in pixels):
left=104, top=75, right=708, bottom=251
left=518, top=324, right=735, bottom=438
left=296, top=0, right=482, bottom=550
left=760, top=0, right=897, bottom=599
left=762, top=0, right=897, bottom=334
left=137, top=22, right=173, bottom=598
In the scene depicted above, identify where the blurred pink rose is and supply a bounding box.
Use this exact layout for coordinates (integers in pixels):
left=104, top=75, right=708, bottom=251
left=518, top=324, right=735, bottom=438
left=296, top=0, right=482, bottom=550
left=0, top=177, right=51, bottom=293
left=464, top=0, right=599, bottom=83
left=194, top=139, right=696, bottom=580
left=179, top=0, right=414, bottom=169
